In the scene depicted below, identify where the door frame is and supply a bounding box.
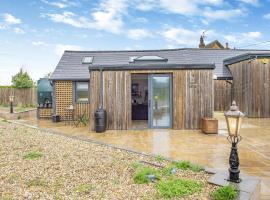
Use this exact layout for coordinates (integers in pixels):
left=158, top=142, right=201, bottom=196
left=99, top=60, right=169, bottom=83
left=148, top=74, right=173, bottom=129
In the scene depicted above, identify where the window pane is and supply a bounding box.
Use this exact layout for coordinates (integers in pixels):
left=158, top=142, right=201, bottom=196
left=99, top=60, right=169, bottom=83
left=77, top=82, right=88, bottom=91
left=76, top=82, right=89, bottom=102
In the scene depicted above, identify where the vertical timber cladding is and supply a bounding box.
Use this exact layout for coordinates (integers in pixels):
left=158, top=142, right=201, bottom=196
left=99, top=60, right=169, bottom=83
left=229, top=58, right=270, bottom=117
left=185, top=70, right=214, bottom=129
left=89, top=69, right=214, bottom=130
left=55, top=81, right=73, bottom=120
left=214, top=80, right=232, bottom=111
left=89, top=71, right=131, bottom=130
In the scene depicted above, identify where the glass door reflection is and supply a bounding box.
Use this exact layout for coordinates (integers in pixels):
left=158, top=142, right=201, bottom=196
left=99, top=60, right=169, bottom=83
left=149, top=74, right=172, bottom=128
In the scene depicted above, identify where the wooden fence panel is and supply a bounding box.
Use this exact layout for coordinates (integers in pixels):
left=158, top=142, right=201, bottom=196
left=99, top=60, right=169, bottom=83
left=214, top=80, right=232, bottom=111
left=229, top=58, right=270, bottom=117
left=0, top=88, right=37, bottom=106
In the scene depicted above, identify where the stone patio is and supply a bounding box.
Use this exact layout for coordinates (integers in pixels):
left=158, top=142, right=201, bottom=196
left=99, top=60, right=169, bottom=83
left=11, top=112, right=270, bottom=199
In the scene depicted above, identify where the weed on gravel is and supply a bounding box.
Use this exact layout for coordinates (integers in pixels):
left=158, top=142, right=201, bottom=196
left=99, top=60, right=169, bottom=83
left=133, top=166, right=161, bottom=184
left=74, top=184, right=95, bottom=194
left=210, top=185, right=238, bottom=200
left=156, top=178, right=203, bottom=199
left=26, top=178, right=47, bottom=188
left=23, top=151, right=43, bottom=160
left=173, top=160, right=203, bottom=172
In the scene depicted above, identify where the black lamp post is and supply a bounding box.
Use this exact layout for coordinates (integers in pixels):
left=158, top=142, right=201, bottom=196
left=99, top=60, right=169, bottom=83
left=9, top=95, right=14, bottom=114
left=224, top=101, right=244, bottom=183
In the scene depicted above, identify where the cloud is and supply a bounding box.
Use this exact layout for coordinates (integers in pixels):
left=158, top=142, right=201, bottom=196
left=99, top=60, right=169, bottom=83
left=32, top=41, right=47, bottom=46
left=13, top=27, right=25, bottom=34
left=242, top=31, right=261, bottom=38
left=41, top=0, right=79, bottom=9
left=223, top=31, right=262, bottom=47
left=2, top=13, right=21, bottom=25
left=91, top=0, right=127, bottom=33
left=44, top=0, right=127, bottom=34
left=161, top=27, right=201, bottom=46
left=134, top=17, right=148, bottom=23
left=0, top=13, right=22, bottom=30
left=238, top=0, right=258, bottom=5
left=135, top=0, right=157, bottom=11
left=159, top=0, right=223, bottom=15
left=44, top=12, right=89, bottom=28
left=202, top=8, right=244, bottom=21
left=128, top=29, right=152, bottom=40
left=54, top=44, right=83, bottom=56
left=263, top=13, right=270, bottom=19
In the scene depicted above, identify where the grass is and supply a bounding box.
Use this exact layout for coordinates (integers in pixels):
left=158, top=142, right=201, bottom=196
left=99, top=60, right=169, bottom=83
left=23, top=151, right=43, bottom=160
left=74, top=184, right=94, bottom=194
left=0, top=104, right=36, bottom=113
left=172, top=161, right=203, bottom=172
left=162, top=165, right=177, bottom=176
left=26, top=178, right=47, bottom=188
left=133, top=166, right=161, bottom=184
left=131, top=161, right=143, bottom=170
left=155, top=154, right=165, bottom=163
left=156, top=178, right=203, bottom=199
left=210, top=185, right=238, bottom=200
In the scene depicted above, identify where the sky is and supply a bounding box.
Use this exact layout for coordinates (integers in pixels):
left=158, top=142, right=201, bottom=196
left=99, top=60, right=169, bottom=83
left=0, top=0, right=270, bottom=85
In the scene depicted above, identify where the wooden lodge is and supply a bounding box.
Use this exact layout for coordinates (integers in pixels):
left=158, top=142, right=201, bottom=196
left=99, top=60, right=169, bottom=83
left=51, top=46, right=270, bottom=130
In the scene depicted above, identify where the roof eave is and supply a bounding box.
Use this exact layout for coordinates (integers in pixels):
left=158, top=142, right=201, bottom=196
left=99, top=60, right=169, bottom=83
left=224, top=53, right=270, bottom=66
left=88, top=63, right=215, bottom=71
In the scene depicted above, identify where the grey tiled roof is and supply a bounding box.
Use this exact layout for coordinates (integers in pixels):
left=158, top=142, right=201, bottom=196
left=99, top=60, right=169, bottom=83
left=51, top=48, right=270, bottom=80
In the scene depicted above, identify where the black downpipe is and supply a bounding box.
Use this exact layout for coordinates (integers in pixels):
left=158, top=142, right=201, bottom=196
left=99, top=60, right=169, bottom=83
left=99, top=69, right=103, bottom=109
left=94, top=68, right=107, bottom=133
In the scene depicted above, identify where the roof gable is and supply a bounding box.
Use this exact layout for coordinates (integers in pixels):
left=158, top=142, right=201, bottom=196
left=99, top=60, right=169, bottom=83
left=205, top=40, right=224, bottom=49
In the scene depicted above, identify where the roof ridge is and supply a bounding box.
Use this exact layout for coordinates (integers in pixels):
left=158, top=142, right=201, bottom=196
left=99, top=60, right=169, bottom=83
left=64, top=48, right=270, bottom=53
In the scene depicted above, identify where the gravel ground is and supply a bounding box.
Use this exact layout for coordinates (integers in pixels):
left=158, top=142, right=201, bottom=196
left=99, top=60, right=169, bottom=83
left=0, top=120, right=217, bottom=200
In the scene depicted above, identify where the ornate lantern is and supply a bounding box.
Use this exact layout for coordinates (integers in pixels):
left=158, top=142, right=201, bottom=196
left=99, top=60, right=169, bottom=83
left=224, top=101, right=244, bottom=183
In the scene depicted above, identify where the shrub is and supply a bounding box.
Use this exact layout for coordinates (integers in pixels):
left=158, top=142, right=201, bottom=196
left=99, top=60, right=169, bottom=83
left=173, top=161, right=203, bottom=172
left=23, top=151, right=43, bottom=160
left=210, top=185, right=238, bottom=200
left=11, top=68, right=34, bottom=88
left=156, top=178, right=203, bottom=199
left=134, top=166, right=161, bottom=184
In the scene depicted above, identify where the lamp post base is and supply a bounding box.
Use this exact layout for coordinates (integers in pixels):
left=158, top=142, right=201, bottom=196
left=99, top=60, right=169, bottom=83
left=228, top=168, right=241, bottom=183
left=227, top=136, right=242, bottom=183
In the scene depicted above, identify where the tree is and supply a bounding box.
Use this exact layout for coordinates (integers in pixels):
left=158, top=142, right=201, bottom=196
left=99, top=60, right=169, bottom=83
left=12, top=68, right=34, bottom=88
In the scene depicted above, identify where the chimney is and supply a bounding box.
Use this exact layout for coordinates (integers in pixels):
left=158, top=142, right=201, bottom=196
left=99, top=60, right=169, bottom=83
left=225, top=42, right=229, bottom=49
left=199, top=35, right=205, bottom=48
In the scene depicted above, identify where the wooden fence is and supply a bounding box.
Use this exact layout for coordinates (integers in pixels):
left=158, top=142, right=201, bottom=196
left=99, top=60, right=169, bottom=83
left=0, top=87, right=37, bottom=107
left=214, top=80, right=232, bottom=111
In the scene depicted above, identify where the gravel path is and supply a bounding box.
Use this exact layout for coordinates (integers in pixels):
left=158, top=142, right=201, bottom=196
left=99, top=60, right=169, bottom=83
left=0, top=120, right=216, bottom=199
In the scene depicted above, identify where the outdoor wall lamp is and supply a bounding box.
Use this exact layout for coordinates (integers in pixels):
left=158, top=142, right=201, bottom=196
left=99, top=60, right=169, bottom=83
left=224, top=100, right=244, bottom=183
left=9, top=95, right=14, bottom=114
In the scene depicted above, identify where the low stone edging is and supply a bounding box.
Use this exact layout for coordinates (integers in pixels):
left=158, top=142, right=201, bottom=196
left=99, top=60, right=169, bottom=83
left=0, top=109, right=37, bottom=120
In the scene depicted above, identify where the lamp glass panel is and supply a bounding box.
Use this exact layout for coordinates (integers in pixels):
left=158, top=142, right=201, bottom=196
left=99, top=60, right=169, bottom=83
left=227, top=117, right=238, bottom=136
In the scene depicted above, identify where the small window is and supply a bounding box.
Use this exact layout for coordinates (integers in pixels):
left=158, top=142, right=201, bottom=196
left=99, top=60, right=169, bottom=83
left=76, top=82, right=89, bottom=102
left=82, top=56, right=93, bottom=64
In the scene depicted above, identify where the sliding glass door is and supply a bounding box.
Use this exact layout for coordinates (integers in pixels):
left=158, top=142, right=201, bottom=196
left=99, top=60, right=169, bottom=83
left=148, top=74, right=172, bottom=128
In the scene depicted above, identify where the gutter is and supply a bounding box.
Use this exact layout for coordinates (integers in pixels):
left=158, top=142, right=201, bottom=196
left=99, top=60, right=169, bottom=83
left=88, top=63, right=215, bottom=71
